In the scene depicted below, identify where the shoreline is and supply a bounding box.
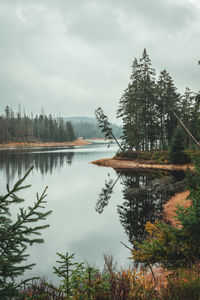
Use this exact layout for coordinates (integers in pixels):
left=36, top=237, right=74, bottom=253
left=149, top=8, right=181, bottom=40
left=91, top=157, right=193, bottom=171
left=0, top=139, right=91, bottom=149
left=92, top=157, right=193, bottom=227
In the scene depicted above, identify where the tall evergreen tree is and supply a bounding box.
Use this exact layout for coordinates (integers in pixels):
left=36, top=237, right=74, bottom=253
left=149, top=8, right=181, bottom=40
left=138, top=49, right=157, bottom=150
left=169, top=127, right=189, bottom=164
left=189, top=92, right=200, bottom=149
left=117, top=49, right=157, bottom=151
left=156, top=70, right=180, bottom=149
left=117, top=58, right=143, bottom=150
left=179, top=87, right=194, bottom=148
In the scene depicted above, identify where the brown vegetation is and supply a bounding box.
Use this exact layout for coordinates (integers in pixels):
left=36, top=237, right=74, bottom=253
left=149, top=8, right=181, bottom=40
left=163, top=190, right=191, bottom=227
left=0, top=139, right=91, bottom=149
left=91, top=158, right=193, bottom=171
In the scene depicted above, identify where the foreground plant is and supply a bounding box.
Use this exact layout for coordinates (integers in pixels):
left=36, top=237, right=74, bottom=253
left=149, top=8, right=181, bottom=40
left=53, top=252, right=111, bottom=299
left=0, top=166, right=52, bottom=299
left=16, top=279, right=65, bottom=300
left=160, top=264, right=200, bottom=300
left=52, top=252, right=160, bottom=299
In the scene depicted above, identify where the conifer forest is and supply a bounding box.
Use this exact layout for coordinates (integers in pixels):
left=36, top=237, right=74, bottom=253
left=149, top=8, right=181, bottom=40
left=0, top=106, right=75, bottom=143
left=117, top=49, right=200, bottom=151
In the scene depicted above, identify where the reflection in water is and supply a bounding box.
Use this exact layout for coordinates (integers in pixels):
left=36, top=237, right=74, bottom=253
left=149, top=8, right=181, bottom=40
left=97, top=169, right=185, bottom=244
left=95, top=174, right=120, bottom=213
left=0, top=149, right=74, bottom=183
left=0, top=144, right=188, bottom=277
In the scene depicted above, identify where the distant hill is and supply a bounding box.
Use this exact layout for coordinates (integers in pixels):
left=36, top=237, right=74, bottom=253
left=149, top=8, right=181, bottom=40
left=64, top=116, right=97, bottom=124
left=63, top=116, right=122, bottom=139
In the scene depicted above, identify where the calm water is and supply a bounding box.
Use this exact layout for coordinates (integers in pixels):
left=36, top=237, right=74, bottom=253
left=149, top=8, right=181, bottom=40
left=0, top=142, right=184, bottom=282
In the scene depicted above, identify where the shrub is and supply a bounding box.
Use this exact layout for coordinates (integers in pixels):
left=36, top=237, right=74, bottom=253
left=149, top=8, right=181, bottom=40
left=17, top=279, right=65, bottom=300
left=160, top=265, right=200, bottom=300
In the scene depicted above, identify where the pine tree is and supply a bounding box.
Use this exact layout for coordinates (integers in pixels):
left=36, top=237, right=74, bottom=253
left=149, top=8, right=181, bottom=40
left=0, top=167, right=52, bottom=298
left=53, top=252, right=85, bottom=297
left=190, top=92, right=200, bottom=149
left=117, top=49, right=157, bottom=151
left=156, top=70, right=180, bottom=149
left=179, top=88, right=194, bottom=148
left=169, top=127, right=189, bottom=164
left=117, top=59, right=143, bottom=150
left=139, top=49, right=157, bottom=150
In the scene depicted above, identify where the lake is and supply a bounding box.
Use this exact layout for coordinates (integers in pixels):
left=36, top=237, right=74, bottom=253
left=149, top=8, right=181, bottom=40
left=0, top=142, right=184, bottom=282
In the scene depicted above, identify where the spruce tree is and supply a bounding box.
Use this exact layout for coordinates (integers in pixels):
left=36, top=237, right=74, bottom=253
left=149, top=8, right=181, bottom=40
left=53, top=252, right=85, bottom=297
left=169, top=127, right=189, bottom=164
left=156, top=70, right=180, bottom=149
left=117, top=49, right=157, bottom=151
left=117, top=58, right=143, bottom=150
left=190, top=92, right=200, bottom=149
left=139, top=48, right=157, bottom=150
left=0, top=167, right=52, bottom=298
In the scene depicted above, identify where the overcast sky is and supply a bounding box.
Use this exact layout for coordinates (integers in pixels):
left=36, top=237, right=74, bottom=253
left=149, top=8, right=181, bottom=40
left=0, top=0, right=199, bottom=123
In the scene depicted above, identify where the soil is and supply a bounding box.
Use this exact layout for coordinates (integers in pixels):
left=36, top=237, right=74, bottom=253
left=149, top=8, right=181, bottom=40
left=91, top=158, right=193, bottom=171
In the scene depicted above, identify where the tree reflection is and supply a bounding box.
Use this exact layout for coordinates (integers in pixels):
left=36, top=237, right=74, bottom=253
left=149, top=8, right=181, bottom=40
left=0, top=149, right=74, bottom=183
left=96, top=169, right=185, bottom=244
left=95, top=173, right=120, bottom=213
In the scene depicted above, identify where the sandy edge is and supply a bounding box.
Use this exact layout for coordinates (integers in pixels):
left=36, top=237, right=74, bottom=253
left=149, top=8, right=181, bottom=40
left=91, top=157, right=193, bottom=171
left=0, top=139, right=91, bottom=149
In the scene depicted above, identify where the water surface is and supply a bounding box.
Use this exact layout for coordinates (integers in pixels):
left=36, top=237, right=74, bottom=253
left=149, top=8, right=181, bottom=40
left=0, top=142, right=184, bottom=281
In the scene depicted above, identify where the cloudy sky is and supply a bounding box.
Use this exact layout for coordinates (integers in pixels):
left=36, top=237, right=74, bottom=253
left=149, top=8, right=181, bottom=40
left=0, top=0, right=199, bottom=123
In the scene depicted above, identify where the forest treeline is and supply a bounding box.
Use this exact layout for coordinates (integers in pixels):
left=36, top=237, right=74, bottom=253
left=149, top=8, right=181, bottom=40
left=0, top=107, right=122, bottom=143
left=0, top=106, right=75, bottom=143
left=118, top=49, right=200, bottom=151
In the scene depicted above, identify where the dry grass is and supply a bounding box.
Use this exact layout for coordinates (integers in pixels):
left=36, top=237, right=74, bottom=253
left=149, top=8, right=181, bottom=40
left=0, top=139, right=91, bottom=149
left=163, top=190, right=191, bottom=227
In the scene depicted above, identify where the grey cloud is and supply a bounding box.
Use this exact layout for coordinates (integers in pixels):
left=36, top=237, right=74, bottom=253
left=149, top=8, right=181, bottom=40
left=115, top=0, right=195, bottom=29
left=63, top=0, right=195, bottom=45
left=0, top=0, right=199, bottom=120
